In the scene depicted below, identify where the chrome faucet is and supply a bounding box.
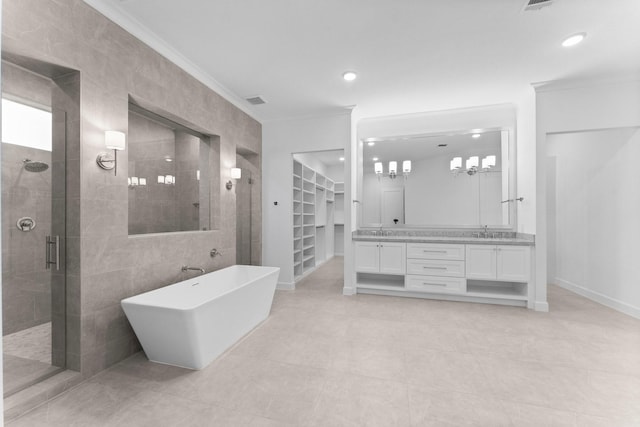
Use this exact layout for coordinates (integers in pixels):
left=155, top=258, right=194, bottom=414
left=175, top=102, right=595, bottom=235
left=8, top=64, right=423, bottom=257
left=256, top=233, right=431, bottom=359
left=181, top=265, right=205, bottom=273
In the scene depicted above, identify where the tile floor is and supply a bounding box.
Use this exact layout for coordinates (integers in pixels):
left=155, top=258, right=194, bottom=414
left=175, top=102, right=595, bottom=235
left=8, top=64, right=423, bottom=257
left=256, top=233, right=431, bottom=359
left=7, top=257, right=640, bottom=426
left=4, top=323, right=56, bottom=397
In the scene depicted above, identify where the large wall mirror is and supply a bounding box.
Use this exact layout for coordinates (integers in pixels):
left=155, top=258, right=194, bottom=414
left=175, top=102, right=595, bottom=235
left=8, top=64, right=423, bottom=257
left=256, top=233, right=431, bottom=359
left=128, top=103, right=213, bottom=235
left=360, top=129, right=514, bottom=228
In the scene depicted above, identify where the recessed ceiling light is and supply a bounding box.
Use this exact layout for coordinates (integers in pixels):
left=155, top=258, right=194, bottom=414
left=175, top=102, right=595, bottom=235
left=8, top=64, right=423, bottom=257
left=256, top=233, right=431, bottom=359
left=472, top=134, right=481, bottom=139
left=562, top=33, right=586, bottom=47
left=343, top=71, right=357, bottom=81
left=367, top=141, right=375, bottom=146
left=339, top=157, right=345, bottom=161
left=372, top=157, right=379, bottom=161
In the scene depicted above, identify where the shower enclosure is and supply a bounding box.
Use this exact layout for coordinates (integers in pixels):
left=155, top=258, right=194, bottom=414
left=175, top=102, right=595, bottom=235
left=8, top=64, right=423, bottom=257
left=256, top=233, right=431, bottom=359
left=236, top=150, right=260, bottom=265
left=2, top=96, right=67, bottom=396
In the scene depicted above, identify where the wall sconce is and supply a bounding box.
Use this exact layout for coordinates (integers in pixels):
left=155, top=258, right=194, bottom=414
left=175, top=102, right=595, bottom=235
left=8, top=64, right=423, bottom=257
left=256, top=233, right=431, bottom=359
left=375, top=160, right=411, bottom=180
left=402, top=160, right=412, bottom=177
left=466, top=156, right=479, bottom=175
left=97, top=131, right=126, bottom=175
left=128, top=176, right=147, bottom=189
left=374, top=162, right=383, bottom=176
left=388, top=161, right=397, bottom=179
left=481, top=155, right=496, bottom=170
left=451, top=155, right=497, bottom=176
left=226, top=167, right=242, bottom=190
left=450, top=157, right=462, bottom=172
left=157, top=175, right=175, bottom=185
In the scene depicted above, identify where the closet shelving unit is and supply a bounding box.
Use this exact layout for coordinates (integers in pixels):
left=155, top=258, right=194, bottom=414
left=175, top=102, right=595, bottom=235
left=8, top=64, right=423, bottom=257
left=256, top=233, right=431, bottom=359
left=334, top=182, right=345, bottom=256
left=293, top=159, right=336, bottom=282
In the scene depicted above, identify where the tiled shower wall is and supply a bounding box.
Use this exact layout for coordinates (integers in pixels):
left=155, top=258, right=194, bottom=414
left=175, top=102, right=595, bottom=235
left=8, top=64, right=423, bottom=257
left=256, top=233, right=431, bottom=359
left=1, top=63, right=53, bottom=335
left=1, top=144, right=52, bottom=335
left=3, top=0, right=262, bottom=376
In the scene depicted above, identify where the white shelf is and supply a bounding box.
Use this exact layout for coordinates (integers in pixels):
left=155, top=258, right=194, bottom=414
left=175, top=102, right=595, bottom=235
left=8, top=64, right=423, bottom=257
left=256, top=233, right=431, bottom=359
left=466, top=281, right=527, bottom=301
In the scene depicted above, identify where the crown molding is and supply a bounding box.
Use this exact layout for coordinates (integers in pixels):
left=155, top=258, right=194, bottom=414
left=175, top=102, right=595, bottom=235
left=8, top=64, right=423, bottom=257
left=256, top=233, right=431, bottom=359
left=532, top=72, right=640, bottom=93
left=82, top=0, right=263, bottom=123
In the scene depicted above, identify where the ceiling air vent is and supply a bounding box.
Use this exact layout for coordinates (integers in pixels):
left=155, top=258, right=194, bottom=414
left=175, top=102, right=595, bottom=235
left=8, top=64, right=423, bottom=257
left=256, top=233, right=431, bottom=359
left=245, top=96, right=267, bottom=105
left=523, top=0, right=554, bottom=11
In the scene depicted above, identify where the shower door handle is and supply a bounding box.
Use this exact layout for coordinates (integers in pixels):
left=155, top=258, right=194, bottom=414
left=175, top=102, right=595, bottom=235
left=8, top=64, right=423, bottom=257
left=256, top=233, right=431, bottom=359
left=46, top=235, right=60, bottom=271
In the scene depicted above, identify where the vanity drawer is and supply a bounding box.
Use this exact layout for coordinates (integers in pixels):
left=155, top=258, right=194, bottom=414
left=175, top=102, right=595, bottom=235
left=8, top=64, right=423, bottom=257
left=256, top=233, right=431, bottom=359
left=406, top=243, right=465, bottom=261
left=405, top=275, right=466, bottom=294
left=407, top=259, right=465, bottom=277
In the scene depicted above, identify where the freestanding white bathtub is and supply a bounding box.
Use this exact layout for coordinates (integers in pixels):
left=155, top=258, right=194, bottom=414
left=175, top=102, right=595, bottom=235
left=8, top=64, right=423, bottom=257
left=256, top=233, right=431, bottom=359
left=121, top=265, right=280, bottom=370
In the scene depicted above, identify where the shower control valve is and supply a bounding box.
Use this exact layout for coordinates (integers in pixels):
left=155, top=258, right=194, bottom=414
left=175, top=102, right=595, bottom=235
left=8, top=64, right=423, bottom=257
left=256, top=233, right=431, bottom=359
left=210, top=248, right=222, bottom=258
left=17, top=217, right=36, bottom=232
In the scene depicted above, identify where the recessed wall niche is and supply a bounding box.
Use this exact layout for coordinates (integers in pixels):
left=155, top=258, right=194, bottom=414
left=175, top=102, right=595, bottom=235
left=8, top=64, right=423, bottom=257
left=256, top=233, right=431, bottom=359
left=127, top=103, right=214, bottom=235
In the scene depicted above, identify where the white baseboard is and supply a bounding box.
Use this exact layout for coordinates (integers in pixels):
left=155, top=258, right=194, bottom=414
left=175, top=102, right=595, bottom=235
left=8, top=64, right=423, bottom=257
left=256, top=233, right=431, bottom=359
left=534, top=301, right=549, bottom=312
left=554, top=278, right=640, bottom=319
left=342, top=286, right=356, bottom=296
left=276, top=281, right=295, bottom=291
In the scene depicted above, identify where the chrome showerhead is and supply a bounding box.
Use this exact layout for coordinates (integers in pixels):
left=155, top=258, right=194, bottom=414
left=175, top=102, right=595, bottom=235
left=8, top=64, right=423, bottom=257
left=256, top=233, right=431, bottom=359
left=23, top=159, right=49, bottom=173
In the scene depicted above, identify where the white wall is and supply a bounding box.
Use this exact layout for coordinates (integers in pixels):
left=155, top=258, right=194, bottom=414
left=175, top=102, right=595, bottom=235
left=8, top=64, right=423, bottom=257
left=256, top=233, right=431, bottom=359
left=515, top=88, right=537, bottom=234
left=547, top=128, right=640, bottom=317
left=262, top=112, right=352, bottom=288
left=535, top=76, right=640, bottom=315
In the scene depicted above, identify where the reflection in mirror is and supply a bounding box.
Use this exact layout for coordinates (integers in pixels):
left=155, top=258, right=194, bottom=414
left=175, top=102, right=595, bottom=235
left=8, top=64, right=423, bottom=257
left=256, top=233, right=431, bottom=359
left=128, top=105, right=212, bottom=234
left=362, top=130, right=509, bottom=227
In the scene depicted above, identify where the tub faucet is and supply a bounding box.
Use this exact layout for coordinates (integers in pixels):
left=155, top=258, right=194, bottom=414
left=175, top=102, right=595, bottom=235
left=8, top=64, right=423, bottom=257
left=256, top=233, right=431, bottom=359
left=182, top=265, right=205, bottom=274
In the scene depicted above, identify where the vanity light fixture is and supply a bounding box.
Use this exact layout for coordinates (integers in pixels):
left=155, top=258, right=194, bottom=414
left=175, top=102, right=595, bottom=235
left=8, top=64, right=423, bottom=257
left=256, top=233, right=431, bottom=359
left=472, top=133, right=481, bottom=139
left=388, top=161, right=398, bottom=179
left=339, top=157, right=345, bottom=161
left=481, top=155, right=496, bottom=170
left=375, top=160, right=411, bottom=179
left=128, top=176, right=147, bottom=189
left=97, top=131, right=126, bottom=175
left=367, top=142, right=375, bottom=146
left=342, top=71, right=357, bottom=81
left=226, top=167, right=241, bottom=190
left=372, top=157, right=379, bottom=162
left=451, top=155, right=497, bottom=175
left=403, top=160, right=411, bottom=176
left=196, top=170, right=200, bottom=181
left=562, top=32, right=586, bottom=47
left=158, top=175, right=175, bottom=185
left=466, top=156, right=479, bottom=175
left=450, top=157, right=462, bottom=172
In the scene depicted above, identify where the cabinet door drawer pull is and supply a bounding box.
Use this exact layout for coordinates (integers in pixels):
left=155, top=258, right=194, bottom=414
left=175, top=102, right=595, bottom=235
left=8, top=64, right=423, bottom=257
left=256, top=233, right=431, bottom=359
left=423, top=250, right=446, bottom=253
left=423, top=282, right=447, bottom=286
left=423, top=266, right=447, bottom=270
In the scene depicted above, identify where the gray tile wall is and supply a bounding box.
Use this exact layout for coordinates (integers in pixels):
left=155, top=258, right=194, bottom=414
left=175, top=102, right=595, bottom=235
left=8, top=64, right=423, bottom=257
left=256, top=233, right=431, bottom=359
left=3, top=0, right=262, bottom=377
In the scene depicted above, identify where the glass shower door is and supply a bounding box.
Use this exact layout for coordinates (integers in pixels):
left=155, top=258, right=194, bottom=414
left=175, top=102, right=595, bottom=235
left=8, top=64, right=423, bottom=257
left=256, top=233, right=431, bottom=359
left=1, top=103, right=66, bottom=397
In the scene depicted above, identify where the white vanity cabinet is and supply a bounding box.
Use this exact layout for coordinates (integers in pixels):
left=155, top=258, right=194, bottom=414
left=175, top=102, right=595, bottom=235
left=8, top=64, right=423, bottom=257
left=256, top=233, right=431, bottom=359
left=405, top=243, right=466, bottom=294
left=466, top=245, right=530, bottom=282
left=354, top=241, right=406, bottom=275
left=354, top=237, right=534, bottom=308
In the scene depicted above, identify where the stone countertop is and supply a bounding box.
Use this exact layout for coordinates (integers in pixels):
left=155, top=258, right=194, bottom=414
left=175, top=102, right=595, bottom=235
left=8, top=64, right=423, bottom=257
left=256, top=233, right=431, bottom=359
left=351, top=234, right=535, bottom=246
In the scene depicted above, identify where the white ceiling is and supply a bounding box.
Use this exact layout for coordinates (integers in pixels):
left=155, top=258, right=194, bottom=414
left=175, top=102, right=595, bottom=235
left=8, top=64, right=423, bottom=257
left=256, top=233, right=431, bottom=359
left=87, top=0, right=640, bottom=123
